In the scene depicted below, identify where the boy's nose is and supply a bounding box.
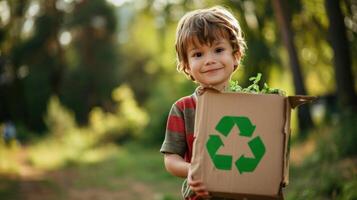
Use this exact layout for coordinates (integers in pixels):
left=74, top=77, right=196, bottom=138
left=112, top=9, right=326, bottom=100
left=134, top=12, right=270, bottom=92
left=204, top=54, right=216, bottom=65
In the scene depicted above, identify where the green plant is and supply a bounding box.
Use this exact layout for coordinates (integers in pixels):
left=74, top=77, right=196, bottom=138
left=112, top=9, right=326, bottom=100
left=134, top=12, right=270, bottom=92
left=229, top=73, right=285, bottom=95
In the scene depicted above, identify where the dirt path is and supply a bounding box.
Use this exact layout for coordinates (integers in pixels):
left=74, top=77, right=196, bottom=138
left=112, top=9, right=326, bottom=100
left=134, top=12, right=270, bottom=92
left=6, top=147, right=163, bottom=200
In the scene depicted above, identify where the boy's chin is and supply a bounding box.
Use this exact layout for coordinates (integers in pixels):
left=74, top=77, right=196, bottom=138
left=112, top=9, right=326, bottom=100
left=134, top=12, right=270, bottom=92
left=199, top=80, right=227, bottom=89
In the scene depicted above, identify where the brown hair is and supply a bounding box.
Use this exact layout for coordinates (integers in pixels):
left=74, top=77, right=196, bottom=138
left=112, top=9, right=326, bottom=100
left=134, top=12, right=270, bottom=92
left=175, top=6, right=246, bottom=79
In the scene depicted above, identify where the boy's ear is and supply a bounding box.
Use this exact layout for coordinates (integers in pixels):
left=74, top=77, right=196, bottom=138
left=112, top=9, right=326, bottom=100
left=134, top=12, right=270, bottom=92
left=185, top=63, right=191, bottom=74
left=184, top=64, right=195, bottom=81
left=233, top=52, right=241, bottom=67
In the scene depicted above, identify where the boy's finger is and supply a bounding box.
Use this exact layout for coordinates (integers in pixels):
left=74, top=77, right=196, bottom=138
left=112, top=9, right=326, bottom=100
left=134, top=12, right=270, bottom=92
left=190, top=185, right=207, bottom=193
left=188, top=179, right=203, bottom=187
left=196, top=191, right=210, bottom=198
left=193, top=189, right=208, bottom=195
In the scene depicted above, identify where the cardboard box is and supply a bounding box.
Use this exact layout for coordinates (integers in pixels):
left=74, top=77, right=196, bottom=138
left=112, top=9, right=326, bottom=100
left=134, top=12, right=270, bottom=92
left=190, top=89, right=315, bottom=199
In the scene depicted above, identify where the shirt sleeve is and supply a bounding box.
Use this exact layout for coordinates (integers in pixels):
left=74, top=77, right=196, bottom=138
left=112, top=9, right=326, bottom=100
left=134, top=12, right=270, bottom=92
left=160, top=103, right=187, bottom=158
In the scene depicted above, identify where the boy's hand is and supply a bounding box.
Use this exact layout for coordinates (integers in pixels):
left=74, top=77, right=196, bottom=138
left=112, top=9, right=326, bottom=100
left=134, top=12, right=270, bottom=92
left=187, top=167, right=210, bottom=198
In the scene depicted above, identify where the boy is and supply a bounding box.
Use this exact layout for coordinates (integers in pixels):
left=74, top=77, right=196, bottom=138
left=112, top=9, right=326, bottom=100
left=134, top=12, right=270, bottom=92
left=160, top=6, right=246, bottom=200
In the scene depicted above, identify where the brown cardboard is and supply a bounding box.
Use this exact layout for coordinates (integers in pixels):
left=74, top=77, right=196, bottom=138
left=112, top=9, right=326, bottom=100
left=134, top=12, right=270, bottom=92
left=190, top=89, right=315, bottom=199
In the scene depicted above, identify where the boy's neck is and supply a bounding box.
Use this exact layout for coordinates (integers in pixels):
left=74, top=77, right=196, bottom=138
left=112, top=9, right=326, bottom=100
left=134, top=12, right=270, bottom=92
left=199, top=81, right=229, bottom=92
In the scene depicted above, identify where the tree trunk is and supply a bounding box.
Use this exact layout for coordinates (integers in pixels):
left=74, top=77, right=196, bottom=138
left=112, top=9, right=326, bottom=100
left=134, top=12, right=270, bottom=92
left=272, top=0, right=314, bottom=134
left=325, top=0, right=357, bottom=111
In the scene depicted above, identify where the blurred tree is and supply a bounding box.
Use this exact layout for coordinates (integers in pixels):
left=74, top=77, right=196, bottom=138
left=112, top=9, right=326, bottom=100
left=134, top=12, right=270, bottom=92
left=60, top=0, right=120, bottom=124
left=1, top=0, right=121, bottom=131
left=272, top=0, right=314, bottom=134
left=228, top=0, right=277, bottom=85
left=325, top=0, right=357, bottom=158
left=0, top=0, right=31, bottom=128
left=325, top=0, right=357, bottom=111
left=15, top=0, right=65, bottom=131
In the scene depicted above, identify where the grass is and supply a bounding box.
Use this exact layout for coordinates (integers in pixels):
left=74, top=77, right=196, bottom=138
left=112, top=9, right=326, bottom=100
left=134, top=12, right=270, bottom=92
left=0, top=177, right=20, bottom=200
left=285, top=120, right=357, bottom=200
left=70, top=143, right=182, bottom=195
left=67, top=143, right=182, bottom=199
left=286, top=159, right=357, bottom=200
left=0, top=138, right=182, bottom=200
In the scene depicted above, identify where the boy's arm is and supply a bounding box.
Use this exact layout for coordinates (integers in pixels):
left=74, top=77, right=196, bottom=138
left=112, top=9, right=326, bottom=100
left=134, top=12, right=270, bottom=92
left=163, top=153, right=189, bottom=178
left=164, top=153, right=210, bottom=197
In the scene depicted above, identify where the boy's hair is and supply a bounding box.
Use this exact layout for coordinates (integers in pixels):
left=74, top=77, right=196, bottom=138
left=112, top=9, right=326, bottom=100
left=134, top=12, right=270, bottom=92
left=175, top=6, right=246, bottom=79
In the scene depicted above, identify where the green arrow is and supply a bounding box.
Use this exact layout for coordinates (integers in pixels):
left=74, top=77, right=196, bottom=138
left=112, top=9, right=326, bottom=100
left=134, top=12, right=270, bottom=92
left=233, top=117, right=256, bottom=137
left=215, top=116, right=256, bottom=137
left=213, top=155, right=233, bottom=170
left=235, top=136, right=266, bottom=174
left=215, top=116, right=234, bottom=137
left=206, top=135, right=223, bottom=158
left=206, top=135, right=232, bottom=170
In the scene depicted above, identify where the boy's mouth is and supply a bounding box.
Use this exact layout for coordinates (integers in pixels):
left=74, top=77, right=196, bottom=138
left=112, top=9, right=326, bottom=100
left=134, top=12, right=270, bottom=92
left=202, top=67, right=224, bottom=73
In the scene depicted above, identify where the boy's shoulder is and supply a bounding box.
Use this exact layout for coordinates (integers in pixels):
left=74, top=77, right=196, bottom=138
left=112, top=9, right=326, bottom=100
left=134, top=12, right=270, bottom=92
left=173, top=93, right=197, bottom=111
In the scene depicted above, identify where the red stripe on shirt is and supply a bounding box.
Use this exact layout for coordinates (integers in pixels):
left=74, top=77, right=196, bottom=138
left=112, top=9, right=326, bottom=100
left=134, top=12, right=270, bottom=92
left=167, top=115, right=185, bottom=133
left=185, top=133, right=195, bottom=162
left=176, top=96, right=196, bottom=111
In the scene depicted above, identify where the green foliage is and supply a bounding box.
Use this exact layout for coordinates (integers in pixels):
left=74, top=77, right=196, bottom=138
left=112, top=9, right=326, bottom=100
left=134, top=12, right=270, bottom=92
left=334, top=113, right=357, bottom=157
left=286, top=124, right=357, bottom=200
left=229, top=73, right=285, bottom=95
left=25, top=87, right=148, bottom=170
left=90, top=84, right=149, bottom=144
left=338, top=179, right=357, bottom=200
left=0, top=138, right=21, bottom=174
left=310, top=112, right=357, bottom=160
left=44, top=96, right=76, bottom=134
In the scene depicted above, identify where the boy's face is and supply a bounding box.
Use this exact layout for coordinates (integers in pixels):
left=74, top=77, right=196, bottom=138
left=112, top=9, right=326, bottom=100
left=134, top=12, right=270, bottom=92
left=186, top=37, right=238, bottom=90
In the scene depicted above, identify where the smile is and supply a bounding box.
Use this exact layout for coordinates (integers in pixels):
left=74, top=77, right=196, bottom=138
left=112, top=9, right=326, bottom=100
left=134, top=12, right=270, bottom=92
left=202, top=67, right=224, bottom=73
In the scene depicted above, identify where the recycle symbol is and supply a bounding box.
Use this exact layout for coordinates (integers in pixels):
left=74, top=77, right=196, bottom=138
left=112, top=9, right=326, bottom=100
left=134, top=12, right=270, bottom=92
left=206, top=116, right=266, bottom=174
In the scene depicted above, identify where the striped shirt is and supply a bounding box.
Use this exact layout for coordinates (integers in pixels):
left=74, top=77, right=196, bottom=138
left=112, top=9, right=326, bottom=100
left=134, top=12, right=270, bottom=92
left=160, top=93, right=197, bottom=162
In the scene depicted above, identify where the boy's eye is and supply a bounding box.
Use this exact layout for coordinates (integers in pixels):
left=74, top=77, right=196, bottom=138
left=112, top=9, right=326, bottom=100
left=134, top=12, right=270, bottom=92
left=193, top=52, right=202, bottom=57
left=215, top=47, right=225, bottom=53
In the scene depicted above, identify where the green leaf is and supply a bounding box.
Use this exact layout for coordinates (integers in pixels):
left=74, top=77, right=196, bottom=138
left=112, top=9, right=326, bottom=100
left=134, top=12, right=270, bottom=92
left=229, top=73, right=285, bottom=95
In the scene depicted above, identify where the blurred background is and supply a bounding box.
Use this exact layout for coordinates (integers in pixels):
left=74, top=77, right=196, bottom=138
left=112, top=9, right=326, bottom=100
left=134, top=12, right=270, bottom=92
left=0, top=0, right=356, bottom=199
